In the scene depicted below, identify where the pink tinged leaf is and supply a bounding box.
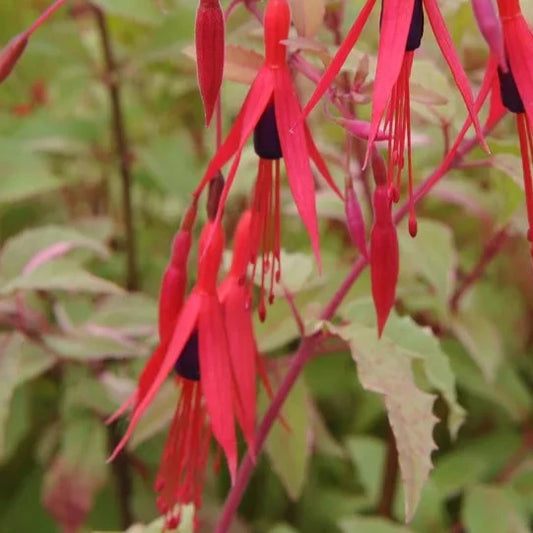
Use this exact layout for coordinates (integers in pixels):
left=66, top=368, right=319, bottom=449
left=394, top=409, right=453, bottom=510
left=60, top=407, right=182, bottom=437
left=195, top=0, right=225, bottom=126
left=198, top=292, right=238, bottom=481
left=0, top=33, right=28, bottom=84
left=471, top=0, right=507, bottom=72
left=301, top=0, right=378, bottom=120
left=303, top=122, right=344, bottom=199
left=370, top=186, right=399, bottom=337
left=22, top=241, right=75, bottom=274
left=194, top=67, right=274, bottom=198
left=501, top=16, right=533, bottom=129
left=108, top=293, right=202, bottom=462
left=274, top=67, right=321, bottom=268
left=423, top=0, right=489, bottom=152
left=221, top=280, right=257, bottom=457
left=365, top=0, right=416, bottom=164
left=345, top=179, right=369, bottom=259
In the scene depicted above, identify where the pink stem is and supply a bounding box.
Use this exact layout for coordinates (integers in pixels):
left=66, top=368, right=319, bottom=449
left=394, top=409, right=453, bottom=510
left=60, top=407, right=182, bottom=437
left=27, top=0, right=71, bottom=36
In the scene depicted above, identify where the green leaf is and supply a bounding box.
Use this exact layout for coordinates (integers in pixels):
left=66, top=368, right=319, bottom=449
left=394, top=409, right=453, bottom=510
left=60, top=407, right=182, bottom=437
left=462, top=485, right=529, bottom=533
left=328, top=314, right=438, bottom=522
left=0, top=225, right=108, bottom=281
left=339, top=516, right=414, bottom=533
left=43, top=332, right=145, bottom=362
left=263, top=375, right=312, bottom=500
left=0, top=259, right=124, bottom=295
left=91, top=0, right=165, bottom=25
left=345, top=436, right=386, bottom=507
left=399, top=218, right=456, bottom=314
left=0, top=333, right=55, bottom=462
left=93, top=510, right=194, bottom=533
left=450, top=308, right=503, bottom=383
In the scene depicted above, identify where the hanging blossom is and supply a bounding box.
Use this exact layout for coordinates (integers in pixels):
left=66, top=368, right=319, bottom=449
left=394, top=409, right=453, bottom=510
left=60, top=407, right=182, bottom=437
left=193, top=0, right=342, bottom=317
left=299, top=0, right=488, bottom=334
left=109, top=185, right=262, bottom=529
left=469, top=0, right=533, bottom=257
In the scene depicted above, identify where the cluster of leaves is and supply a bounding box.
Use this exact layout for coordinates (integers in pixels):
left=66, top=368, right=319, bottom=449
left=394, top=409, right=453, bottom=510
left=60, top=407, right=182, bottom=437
left=0, top=1, right=533, bottom=532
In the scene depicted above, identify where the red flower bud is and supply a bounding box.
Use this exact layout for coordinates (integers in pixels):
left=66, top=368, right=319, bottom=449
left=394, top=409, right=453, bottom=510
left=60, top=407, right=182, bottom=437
left=370, top=186, right=399, bottom=337
left=195, top=0, right=225, bottom=126
left=0, top=33, right=28, bottom=84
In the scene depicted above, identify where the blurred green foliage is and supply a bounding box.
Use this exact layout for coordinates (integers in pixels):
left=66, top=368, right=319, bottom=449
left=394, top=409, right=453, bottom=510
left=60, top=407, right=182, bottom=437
left=0, top=1, right=533, bottom=533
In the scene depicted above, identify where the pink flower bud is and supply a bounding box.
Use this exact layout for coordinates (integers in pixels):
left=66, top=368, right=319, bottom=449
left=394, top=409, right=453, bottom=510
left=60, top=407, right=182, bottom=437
left=0, top=33, right=28, bottom=84
left=370, top=186, right=398, bottom=337
left=472, top=0, right=507, bottom=72
left=195, top=0, right=225, bottom=126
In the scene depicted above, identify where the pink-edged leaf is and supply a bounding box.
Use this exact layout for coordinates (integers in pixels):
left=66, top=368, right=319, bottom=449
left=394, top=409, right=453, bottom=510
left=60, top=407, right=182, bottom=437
left=345, top=179, right=368, bottom=259
left=472, top=0, right=507, bottom=71
left=274, top=67, right=321, bottom=268
left=108, top=293, right=201, bottom=462
left=195, top=0, right=225, bottom=125
left=328, top=114, right=389, bottom=142
left=194, top=67, right=274, bottom=197
left=501, top=14, right=533, bottom=130
left=303, top=122, right=343, bottom=199
left=220, top=279, right=257, bottom=457
left=301, top=0, right=378, bottom=120
left=423, top=0, right=489, bottom=152
left=370, top=187, right=398, bottom=336
left=0, top=33, right=28, bottom=84
left=198, top=292, right=237, bottom=481
left=366, top=0, right=415, bottom=162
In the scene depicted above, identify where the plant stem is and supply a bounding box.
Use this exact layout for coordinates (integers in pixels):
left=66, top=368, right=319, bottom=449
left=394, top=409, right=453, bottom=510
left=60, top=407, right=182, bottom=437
left=449, top=226, right=509, bottom=311
left=215, top=114, right=503, bottom=532
left=93, top=5, right=138, bottom=291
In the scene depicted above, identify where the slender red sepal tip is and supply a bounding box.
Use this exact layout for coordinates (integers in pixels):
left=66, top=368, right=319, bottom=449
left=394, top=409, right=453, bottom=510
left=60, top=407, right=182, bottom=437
left=0, top=33, right=28, bottom=84
left=370, top=186, right=399, bottom=337
left=195, top=0, right=225, bottom=126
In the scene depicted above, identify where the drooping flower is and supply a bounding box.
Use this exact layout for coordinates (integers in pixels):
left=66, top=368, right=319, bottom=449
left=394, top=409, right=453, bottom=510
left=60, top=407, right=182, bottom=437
left=195, top=0, right=225, bottom=125
left=193, top=0, right=341, bottom=303
left=494, top=0, right=533, bottom=256
left=301, top=0, right=487, bottom=218
left=109, top=201, right=247, bottom=528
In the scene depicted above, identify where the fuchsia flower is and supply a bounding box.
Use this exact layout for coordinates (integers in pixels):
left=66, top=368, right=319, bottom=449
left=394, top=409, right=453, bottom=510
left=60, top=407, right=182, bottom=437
left=300, top=0, right=488, bottom=334
left=193, top=0, right=341, bottom=316
left=470, top=0, right=533, bottom=257
left=109, top=196, right=263, bottom=528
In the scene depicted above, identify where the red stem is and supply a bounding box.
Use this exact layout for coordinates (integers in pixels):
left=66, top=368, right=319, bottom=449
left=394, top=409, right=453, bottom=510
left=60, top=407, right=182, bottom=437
left=27, top=0, right=70, bottom=36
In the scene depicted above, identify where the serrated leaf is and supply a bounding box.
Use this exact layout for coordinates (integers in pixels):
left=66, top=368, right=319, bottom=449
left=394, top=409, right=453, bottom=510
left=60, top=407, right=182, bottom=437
left=263, top=375, right=311, bottom=500
left=462, top=485, right=529, bottom=533
left=328, top=318, right=438, bottom=522
left=288, top=0, right=325, bottom=37
left=340, top=301, right=465, bottom=438
left=0, top=258, right=124, bottom=295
